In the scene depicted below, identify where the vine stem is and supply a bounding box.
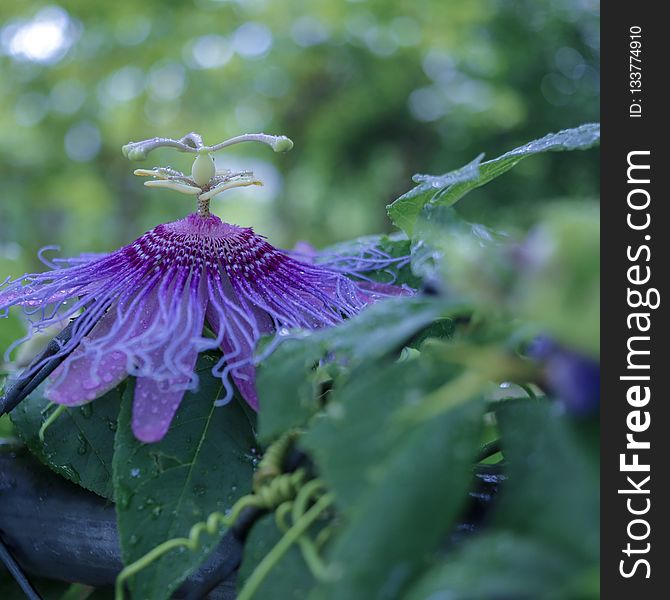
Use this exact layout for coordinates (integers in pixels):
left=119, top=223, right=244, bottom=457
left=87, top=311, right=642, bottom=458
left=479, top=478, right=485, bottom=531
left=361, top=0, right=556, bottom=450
left=237, top=493, right=335, bottom=600
left=38, top=403, right=67, bottom=441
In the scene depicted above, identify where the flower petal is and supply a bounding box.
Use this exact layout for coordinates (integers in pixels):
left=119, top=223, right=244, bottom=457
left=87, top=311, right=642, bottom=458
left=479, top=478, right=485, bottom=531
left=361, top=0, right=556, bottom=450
left=46, top=312, right=129, bottom=406
left=131, top=273, right=208, bottom=442
left=131, top=377, right=190, bottom=443
left=45, top=282, right=162, bottom=406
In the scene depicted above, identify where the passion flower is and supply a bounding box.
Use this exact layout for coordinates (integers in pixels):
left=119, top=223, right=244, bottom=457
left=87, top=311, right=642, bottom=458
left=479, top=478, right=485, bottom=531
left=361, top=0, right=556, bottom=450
left=1, top=132, right=410, bottom=442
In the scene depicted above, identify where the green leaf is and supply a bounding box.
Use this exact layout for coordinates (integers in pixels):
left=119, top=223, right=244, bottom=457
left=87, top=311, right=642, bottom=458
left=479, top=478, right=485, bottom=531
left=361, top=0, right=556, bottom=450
left=113, top=355, right=258, bottom=600
left=493, top=399, right=599, bottom=562
left=409, top=204, right=509, bottom=287
left=10, top=383, right=122, bottom=499
left=256, top=337, right=327, bottom=443
left=237, top=514, right=317, bottom=598
left=387, top=123, right=600, bottom=235
left=405, top=532, right=597, bottom=600
left=256, top=297, right=452, bottom=442
left=404, top=400, right=599, bottom=600
left=305, top=357, right=485, bottom=599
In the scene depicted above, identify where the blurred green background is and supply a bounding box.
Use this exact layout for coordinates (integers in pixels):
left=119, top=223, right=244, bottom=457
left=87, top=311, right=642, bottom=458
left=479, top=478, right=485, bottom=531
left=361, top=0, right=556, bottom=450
left=0, top=0, right=599, bottom=352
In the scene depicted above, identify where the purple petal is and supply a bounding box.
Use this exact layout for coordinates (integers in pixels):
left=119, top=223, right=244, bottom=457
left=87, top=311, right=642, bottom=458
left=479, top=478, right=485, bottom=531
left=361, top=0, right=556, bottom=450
left=130, top=271, right=208, bottom=442
left=45, top=282, right=162, bottom=405
left=131, top=376, right=191, bottom=443
left=46, top=312, right=129, bottom=405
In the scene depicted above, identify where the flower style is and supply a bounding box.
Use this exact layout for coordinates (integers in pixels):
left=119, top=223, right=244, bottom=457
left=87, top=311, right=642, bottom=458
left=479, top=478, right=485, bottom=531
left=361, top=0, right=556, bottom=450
left=1, top=132, right=411, bottom=442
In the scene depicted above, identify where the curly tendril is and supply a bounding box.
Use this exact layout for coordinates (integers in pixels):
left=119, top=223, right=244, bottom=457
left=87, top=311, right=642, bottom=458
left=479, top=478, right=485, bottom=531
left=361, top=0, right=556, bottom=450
left=114, top=430, right=336, bottom=600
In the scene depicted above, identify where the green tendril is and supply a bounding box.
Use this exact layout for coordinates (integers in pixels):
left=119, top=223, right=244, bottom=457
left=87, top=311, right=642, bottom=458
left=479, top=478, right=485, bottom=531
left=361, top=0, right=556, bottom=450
left=38, top=403, right=67, bottom=441
left=274, top=500, right=294, bottom=533
left=290, top=479, right=334, bottom=582
left=114, top=430, right=335, bottom=600
left=314, top=523, right=337, bottom=551
left=253, top=428, right=302, bottom=491
left=237, top=493, right=336, bottom=600
left=113, top=470, right=309, bottom=600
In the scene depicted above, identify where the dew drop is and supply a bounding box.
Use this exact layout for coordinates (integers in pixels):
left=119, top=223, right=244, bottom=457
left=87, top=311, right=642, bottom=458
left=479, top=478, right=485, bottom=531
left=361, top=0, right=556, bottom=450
left=60, top=464, right=81, bottom=484
left=76, top=434, right=89, bottom=455
left=130, top=467, right=141, bottom=478
left=82, top=379, right=98, bottom=391
left=193, top=484, right=206, bottom=497
left=80, top=404, right=93, bottom=418
left=117, top=487, right=132, bottom=510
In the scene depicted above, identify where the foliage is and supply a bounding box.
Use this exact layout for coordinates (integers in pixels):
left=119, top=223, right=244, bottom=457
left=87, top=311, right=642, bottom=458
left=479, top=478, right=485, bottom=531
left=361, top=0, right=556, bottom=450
left=11, top=382, right=122, bottom=498
left=111, top=358, right=258, bottom=600
left=2, top=123, right=600, bottom=599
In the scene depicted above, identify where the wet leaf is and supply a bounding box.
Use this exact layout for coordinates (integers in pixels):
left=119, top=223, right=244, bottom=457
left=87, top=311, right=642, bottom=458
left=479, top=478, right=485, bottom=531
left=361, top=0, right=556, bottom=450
left=256, top=297, right=452, bottom=442
left=10, top=383, right=122, bottom=499
left=493, top=399, right=599, bottom=561
left=405, top=532, right=595, bottom=600
left=112, top=354, right=258, bottom=600
left=387, top=123, right=600, bottom=235
left=305, top=357, right=485, bottom=599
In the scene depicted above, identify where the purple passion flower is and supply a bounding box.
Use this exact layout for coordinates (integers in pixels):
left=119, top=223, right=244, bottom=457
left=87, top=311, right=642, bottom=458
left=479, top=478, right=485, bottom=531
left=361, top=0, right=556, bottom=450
left=1, top=132, right=410, bottom=442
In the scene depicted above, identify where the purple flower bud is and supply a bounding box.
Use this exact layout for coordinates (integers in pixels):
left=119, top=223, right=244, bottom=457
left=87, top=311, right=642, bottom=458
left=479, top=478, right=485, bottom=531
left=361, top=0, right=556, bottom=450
left=529, top=336, right=600, bottom=415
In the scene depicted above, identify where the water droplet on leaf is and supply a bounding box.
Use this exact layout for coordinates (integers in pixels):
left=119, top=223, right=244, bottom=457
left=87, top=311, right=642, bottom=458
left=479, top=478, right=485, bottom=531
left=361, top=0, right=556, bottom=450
left=76, top=434, right=89, bottom=455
